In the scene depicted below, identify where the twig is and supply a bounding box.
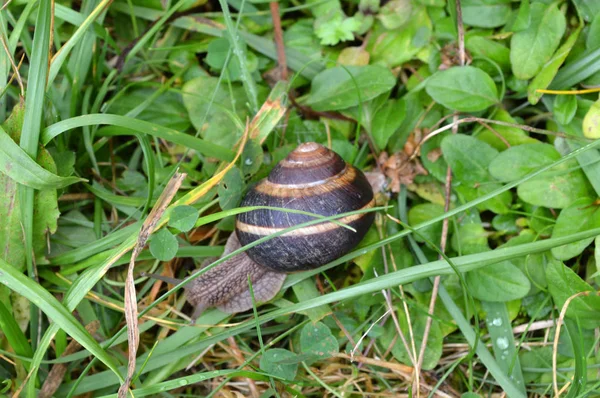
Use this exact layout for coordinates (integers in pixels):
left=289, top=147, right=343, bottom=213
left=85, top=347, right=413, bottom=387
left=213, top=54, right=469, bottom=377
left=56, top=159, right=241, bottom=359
left=414, top=1, right=465, bottom=395
left=118, top=171, right=187, bottom=398
left=269, top=1, right=287, bottom=81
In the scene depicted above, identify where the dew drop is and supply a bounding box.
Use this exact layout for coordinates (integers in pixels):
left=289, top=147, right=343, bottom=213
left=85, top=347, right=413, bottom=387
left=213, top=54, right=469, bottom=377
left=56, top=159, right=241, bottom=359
left=496, top=337, right=509, bottom=350
left=491, top=318, right=503, bottom=327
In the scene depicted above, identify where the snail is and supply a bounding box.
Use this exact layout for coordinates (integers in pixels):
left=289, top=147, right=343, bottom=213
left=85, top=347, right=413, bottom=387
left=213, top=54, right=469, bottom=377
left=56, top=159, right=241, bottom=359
left=153, top=142, right=375, bottom=319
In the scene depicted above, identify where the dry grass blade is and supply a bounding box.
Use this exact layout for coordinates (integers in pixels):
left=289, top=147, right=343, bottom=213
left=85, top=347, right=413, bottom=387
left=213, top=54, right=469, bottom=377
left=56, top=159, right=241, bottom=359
left=118, top=171, right=187, bottom=398
left=38, top=320, right=100, bottom=398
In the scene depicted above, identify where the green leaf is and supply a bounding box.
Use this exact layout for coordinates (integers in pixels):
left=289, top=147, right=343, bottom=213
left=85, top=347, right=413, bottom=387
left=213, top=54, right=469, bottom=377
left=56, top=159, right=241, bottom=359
left=461, top=0, right=511, bottom=28
left=149, top=228, right=179, bottom=262
left=475, top=108, right=539, bottom=150
left=489, top=143, right=559, bottom=182
left=181, top=76, right=248, bottom=149
left=407, top=203, right=445, bottom=244
left=371, top=99, right=405, bottom=149
left=369, top=6, right=432, bottom=67
left=465, top=36, right=511, bottom=71
left=507, top=0, right=531, bottom=32
left=300, top=322, right=338, bottom=360
left=241, top=139, right=264, bottom=176
left=587, top=13, right=600, bottom=50
left=510, top=2, right=566, bottom=80
left=314, top=10, right=361, bottom=46
left=572, top=0, right=600, bottom=22
left=259, top=349, right=298, bottom=380
left=377, top=0, right=412, bottom=29
left=528, top=27, right=581, bottom=104
left=218, top=167, right=244, bottom=211
left=550, top=198, right=600, bottom=261
left=583, top=99, right=600, bottom=139
left=466, top=261, right=531, bottom=302
left=553, top=94, right=578, bottom=125
left=168, top=205, right=199, bottom=232
left=426, top=66, right=498, bottom=112
left=306, top=65, right=396, bottom=111
left=0, top=126, right=84, bottom=190
left=545, top=258, right=600, bottom=329
left=441, top=134, right=498, bottom=183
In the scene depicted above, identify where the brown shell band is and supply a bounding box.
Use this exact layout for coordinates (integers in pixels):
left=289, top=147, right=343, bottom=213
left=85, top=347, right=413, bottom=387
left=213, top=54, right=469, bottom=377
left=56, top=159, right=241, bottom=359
left=254, top=166, right=357, bottom=197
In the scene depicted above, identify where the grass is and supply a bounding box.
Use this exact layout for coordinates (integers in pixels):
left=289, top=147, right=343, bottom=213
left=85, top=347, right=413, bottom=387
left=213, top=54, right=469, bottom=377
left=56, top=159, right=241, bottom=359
left=1, top=0, right=600, bottom=397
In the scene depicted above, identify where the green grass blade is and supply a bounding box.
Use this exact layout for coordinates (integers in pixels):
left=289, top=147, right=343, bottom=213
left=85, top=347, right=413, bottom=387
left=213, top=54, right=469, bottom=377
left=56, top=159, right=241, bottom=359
left=550, top=46, right=600, bottom=88
left=47, top=0, right=112, bottom=87
left=0, top=257, right=123, bottom=381
left=0, top=126, right=85, bottom=189
left=0, top=300, right=32, bottom=370
left=217, top=0, right=259, bottom=113
left=41, top=114, right=235, bottom=161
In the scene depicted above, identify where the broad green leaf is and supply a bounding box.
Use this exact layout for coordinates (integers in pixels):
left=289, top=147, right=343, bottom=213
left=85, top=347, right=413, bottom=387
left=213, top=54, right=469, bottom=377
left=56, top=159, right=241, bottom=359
left=550, top=198, right=600, bottom=260
left=168, top=205, right=199, bottom=232
left=300, top=322, right=338, bottom=360
left=466, top=261, right=531, bottom=302
left=517, top=170, right=591, bottom=209
left=378, top=0, right=412, bottom=29
left=528, top=27, right=581, bottom=104
left=306, top=65, right=396, bottom=111
left=442, top=134, right=498, bottom=183
left=407, top=203, right=445, bottom=244
left=259, top=349, right=298, bottom=380
left=583, top=99, right=600, bottom=139
left=572, top=0, right=600, bottom=22
left=476, top=108, right=539, bottom=150
left=241, top=139, right=264, bottom=176
left=506, top=0, right=531, bottom=32
left=205, top=37, right=258, bottom=82
left=182, top=76, right=248, bottom=148
left=546, top=258, right=600, bottom=329
left=553, top=94, right=578, bottom=125
left=218, top=167, right=244, bottom=211
left=426, top=66, right=498, bottom=112
left=371, top=99, right=405, bottom=149
left=510, top=2, right=566, bottom=80
left=465, top=36, right=511, bottom=71
left=489, top=143, right=560, bottom=182
left=369, top=6, right=432, bottom=67
left=0, top=126, right=84, bottom=190
left=462, top=0, right=511, bottom=28
left=149, top=228, right=179, bottom=262
left=451, top=223, right=489, bottom=255
left=587, top=13, right=600, bottom=50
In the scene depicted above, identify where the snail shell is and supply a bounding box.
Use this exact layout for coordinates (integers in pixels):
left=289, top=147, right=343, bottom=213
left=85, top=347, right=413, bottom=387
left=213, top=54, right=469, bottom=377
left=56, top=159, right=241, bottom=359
left=184, top=142, right=375, bottom=317
left=236, top=142, right=375, bottom=272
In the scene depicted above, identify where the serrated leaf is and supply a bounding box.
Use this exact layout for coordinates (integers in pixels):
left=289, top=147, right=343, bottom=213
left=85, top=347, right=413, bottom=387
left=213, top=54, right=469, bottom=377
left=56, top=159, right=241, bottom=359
left=168, top=205, right=199, bottom=232
left=149, top=228, right=179, bottom=261
left=510, top=2, right=566, bottom=80
left=306, top=65, right=396, bottom=111
left=426, top=66, right=498, bottom=112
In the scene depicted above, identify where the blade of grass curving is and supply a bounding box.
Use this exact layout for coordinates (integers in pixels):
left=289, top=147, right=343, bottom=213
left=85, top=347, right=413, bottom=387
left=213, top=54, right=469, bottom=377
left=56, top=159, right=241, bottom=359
left=47, top=0, right=111, bottom=87
left=0, top=126, right=85, bottom=189
left=119, top=0, right=195, bottom=71
left=41, top=114, right=235, bottom=161
left=481, top=301, right=526, bottom=395
left=0, top=257, right=123, bottom=380
left=18, top=0, right=52, bottom=355
left=563, top=318, right=586, bottom=398
left=550, top=46, right=600, bottom=89
left=0, top=300, right=32, bottom=371
left=217, top=0, right=258, bottom=113
left=53, top=3, right=118, bottom=50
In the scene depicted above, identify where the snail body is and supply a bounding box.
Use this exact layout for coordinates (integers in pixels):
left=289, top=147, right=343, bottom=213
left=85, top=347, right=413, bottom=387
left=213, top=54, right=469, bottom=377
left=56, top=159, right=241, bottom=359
left=185, top=142, right=375, bottom=317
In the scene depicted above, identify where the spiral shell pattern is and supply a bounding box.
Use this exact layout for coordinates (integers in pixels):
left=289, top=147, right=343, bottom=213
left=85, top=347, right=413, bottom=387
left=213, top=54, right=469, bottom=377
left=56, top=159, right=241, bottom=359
left=236, top=142, right=375, bottom=272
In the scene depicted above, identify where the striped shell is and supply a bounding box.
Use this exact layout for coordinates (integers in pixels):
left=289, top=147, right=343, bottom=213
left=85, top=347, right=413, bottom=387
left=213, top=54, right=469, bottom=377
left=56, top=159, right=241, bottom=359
left=235, top=142, right=375, bottom=272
